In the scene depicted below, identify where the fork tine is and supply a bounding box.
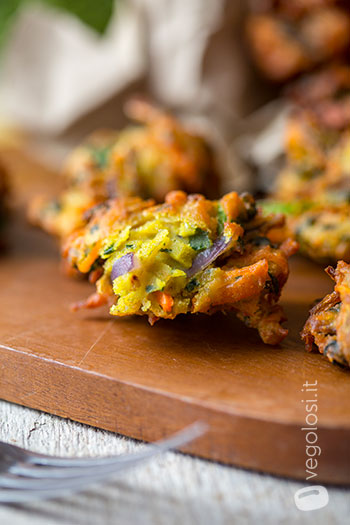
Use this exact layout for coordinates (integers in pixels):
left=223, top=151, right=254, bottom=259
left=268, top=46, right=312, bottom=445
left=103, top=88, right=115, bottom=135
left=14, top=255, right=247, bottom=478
left=0, top=486, right=91, bottom=503
left=8, top=422, right=206, bottom=478
left=27, top=422, right=206, bottom=467
left=0, top=422, right=206, bottom=502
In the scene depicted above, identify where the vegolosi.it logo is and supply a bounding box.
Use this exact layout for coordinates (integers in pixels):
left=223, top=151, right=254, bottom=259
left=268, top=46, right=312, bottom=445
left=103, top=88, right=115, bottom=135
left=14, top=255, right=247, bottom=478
left=294, top=380, right=329, bottom=512
left=294, top=486, right=329, bottom=512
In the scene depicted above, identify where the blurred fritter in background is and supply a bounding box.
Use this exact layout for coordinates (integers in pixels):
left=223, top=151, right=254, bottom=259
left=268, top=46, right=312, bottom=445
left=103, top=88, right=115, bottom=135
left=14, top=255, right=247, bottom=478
left=0, top=0, right=350, bottom=264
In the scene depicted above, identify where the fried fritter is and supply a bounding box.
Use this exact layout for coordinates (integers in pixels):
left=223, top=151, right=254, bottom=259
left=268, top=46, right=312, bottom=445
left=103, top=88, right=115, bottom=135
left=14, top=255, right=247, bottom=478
left=29, top=101, right=218, bottom=239
left=274, top=111, right=331, bottom=201
left=262, top=200, right=350, bottom=264
left=287, top=64, right=350, bottom=129
left=246, top=2, right=350, bottom=82
left=292, top=205, right=350, bottom=263
left=268, top=66, right=350, bottom=264
left=302, top=261, right=350, bottom=367
left=63, top=190, right=298, bottom=345
left=274, top=65, right=350, bottom=202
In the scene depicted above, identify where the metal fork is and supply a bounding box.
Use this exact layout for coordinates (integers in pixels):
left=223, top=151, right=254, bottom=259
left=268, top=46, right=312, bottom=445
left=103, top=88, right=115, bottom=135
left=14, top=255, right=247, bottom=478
left=0, top=422, right=206, bottom=503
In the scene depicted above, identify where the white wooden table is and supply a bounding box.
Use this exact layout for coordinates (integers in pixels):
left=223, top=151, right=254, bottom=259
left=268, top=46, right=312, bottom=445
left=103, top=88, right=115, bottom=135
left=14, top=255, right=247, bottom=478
left=0, top=400, right=349, bottom=524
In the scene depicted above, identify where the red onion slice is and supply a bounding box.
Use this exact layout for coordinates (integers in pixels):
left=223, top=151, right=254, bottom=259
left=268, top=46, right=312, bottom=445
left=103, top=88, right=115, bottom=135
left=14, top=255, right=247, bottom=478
left=111, top=253, right=136, bottom=281
left=185, top=235, right=231, bottom=279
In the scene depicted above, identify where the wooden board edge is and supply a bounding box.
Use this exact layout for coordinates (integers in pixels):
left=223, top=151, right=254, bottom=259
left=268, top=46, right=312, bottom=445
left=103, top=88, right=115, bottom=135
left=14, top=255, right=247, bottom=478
left=1, top=345, right=349, bottom=485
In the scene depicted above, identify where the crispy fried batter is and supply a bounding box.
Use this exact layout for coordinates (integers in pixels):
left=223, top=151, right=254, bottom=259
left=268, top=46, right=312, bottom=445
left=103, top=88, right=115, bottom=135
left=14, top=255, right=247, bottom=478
left=63, top=190, right=298, bottom=345
left=261, top=200, right=350, bottom=264
left=291, top=205, right=350, bottom=263
left=267, top=65, right=350, bottom=264
left=246, top=2, right=350, bottom=82
left=275, top=66, right=350, bottom=202
left=29, top=101, right=218, bottom=239
left=302, top=261, right=350, bottom=366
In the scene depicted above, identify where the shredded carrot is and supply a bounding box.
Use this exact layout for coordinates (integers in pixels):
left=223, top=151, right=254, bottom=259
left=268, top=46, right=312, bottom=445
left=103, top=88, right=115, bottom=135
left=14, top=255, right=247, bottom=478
left=71, top=292, right=109, bottom=312
left=89, top=267, right=103, bottom=284
left=155, top=291, right=174, bottom=313
left=78, top=241, right=102, bottom=273
left=220, top=192, right=242, bottom=222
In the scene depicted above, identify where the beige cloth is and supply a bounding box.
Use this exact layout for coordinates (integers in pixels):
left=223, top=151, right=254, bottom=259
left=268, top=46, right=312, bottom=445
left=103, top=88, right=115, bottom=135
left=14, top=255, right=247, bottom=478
left=0, top=0, right=281, bottom=192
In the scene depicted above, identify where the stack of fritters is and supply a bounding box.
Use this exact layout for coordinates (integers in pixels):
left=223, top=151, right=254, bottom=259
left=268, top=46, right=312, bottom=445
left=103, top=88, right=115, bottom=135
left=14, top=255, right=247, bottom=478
left=275, top=65, right=350, bottom=202
left=265, top=66, right=350, bottom=263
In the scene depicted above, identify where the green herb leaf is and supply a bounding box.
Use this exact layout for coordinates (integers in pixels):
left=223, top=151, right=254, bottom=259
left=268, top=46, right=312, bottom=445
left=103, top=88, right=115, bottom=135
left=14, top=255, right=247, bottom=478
left=189, top=228, right=211, bottom=251
left=0, top=0, right=115, bottom=53
left=146, top=282, right=164, bottom=293
left=0, top=0, right=23, bottom=51
left=90, top=145, right=111, bottom=169
left=217, top=204, right=227, bottom=235
left=103, top=244, right=115, bottom=256
left=185, top=278, right=199, bottom=292
left=259, top=199, right=313, bottom=217
left=41, top=0, right=115, bottom=34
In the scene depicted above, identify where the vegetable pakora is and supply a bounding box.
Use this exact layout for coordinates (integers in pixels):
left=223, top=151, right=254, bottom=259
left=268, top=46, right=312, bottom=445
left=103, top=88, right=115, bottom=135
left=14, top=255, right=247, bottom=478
left=29, top=101, right=218, bottom=239
left=267, top=65, right=350, bottom=264
left=302, top=261, right=350, bottom=367
left=275, top=65, right=350, bottom=202
left=261, top=200, right=350, bottom=264
left=63, top=190, right=298, bottom=345
left=246, top=2, right=350, bottom=82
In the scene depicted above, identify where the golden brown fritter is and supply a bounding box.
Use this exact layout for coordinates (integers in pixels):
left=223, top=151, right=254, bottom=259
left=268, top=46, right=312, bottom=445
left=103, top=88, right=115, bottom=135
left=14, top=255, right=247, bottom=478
left=262, top=200, right=350, bottom=264
left=29, top=101, right=218, bottom=240
left=268, top=66, right=350, bottom=264
left=302, top=261, right=350, bottom=366
left=290, top=205, right=350, bottom=263
left=274, top=65, right=350, bottom=203
left=287, top=64, right=350, bottom=129
left=63, top=190, right=298, bottom=345
left=246, top=2, right=350, bottom=82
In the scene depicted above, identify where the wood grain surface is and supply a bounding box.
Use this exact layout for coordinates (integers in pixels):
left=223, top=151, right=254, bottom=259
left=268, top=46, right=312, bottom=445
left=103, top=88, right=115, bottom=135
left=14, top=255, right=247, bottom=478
left=1, top=149, right=349, bottom=484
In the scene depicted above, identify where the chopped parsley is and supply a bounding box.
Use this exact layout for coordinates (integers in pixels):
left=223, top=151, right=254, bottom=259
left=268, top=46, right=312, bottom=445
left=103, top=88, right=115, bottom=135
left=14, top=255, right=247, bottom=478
left=259, top=199, right=313, bottom=217
left=217, top=204, right=227, bottom=234
left=146, top=283, right=164, bottom=293
left=90, top=146, right=111, bottom=169
left=185, top=278, right=199, bottom=292
left=103, top=244, right=115, bottom=256
left=189, top=228, right=211, bottom=251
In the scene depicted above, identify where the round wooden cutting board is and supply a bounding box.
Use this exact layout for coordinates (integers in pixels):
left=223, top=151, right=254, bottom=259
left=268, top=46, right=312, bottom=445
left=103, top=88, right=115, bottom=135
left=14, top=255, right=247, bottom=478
left=0, top=149, right=349, bottom=484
